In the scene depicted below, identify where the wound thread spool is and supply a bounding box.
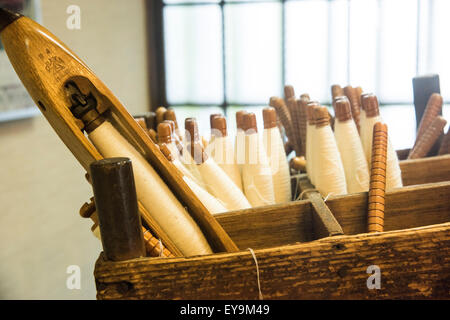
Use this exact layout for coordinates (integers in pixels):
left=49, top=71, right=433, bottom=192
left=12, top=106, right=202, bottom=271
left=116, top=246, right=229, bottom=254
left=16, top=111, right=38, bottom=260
left=155, top=106, right=167, bottom=126
left=210, top=116, right=243, bottom=191
left=343, top=86, right=361, bottom=133
left=305, top=101, right=319, bottom=184
left=270, top=96, right=298, bottom=155
left=90, top=157, right=146, bottom=261
left=157, top=122, right=173, bottom=144
left=408, top=116, right=447, bottom=159
left=284, top=85, right=295, bottom=100
left=89, top=121, right=212, bottom=256
left=360, top=94, right=402, bottom=190
left=243, top=112, right=276, bottom=207
left=413, top=93, right=443, bottom=148
left=287, top=97, right=302, bottom=154
left=334, top=98, right=370, bottom=193
left=160, top=143, right=228, bottom=214
left=331, top=84, right=344, bottom=101
left=297, top=97, right=309, bottom=157
left=211, top=116, right=227, bottom=137
left=263, top=107, right=292, bottom=203
left=367, top=122, right=388, bottom=233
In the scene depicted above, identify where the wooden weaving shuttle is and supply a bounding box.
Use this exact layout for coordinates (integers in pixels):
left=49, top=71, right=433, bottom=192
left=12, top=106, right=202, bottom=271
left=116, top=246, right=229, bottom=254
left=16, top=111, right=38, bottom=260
left=0, top=8, right=238, bottom=255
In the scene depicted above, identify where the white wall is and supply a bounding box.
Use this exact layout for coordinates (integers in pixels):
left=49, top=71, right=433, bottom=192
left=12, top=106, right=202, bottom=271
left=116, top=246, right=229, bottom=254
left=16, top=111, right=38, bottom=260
left=0, top=0, right=149, bottom=299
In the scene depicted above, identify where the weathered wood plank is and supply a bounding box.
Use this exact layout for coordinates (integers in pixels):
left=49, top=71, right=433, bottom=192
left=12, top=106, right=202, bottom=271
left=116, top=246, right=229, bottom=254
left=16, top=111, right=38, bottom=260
left=95, top=222, right=450, bottom=300
left=215, top=200, right=314, bottom=250
left=400, top=154, right=450, bottom=186
left=328, top=181, right=450, bottom=235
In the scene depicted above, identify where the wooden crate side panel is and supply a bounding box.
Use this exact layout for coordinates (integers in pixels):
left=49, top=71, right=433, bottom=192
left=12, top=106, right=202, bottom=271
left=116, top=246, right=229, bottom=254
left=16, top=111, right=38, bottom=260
left=400, top=155, right=450, bottom=186
left=94, top=223, right=450, bottom=300
left=327, top=182, right=450, bottom=235
left=215, top=201, right=314, bottom=250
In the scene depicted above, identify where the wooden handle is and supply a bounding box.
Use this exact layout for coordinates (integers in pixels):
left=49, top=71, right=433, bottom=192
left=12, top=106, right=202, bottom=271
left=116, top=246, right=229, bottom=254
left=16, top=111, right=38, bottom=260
left=368, top=122, right=388, bottom=233
left=408, top=116, right=447, bottom=159
left=79, top=199, right=174, bottom=258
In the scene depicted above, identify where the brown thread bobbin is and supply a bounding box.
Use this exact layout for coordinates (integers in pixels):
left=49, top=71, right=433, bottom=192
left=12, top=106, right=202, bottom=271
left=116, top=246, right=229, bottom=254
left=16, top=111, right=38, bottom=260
left=313, top=106, right=330, bottom=128
left=244, top=112, right=258, bottom=133
left=269, top=96, right=298, bottom=154
left=185, top=118, right=208, bottom=164
left=408, top=116, right=447, bottom=159
left=306, top=101, right=319, bottom=125
left=210, top=113, right=222, bottom=131
left=263, top=107, right=278, bottom=129
left=155, top=106, right=167, bottom=126
left=297, top=97, right=309, bottom=156
left=331, top=84, right=344, bottom=101
left=438, top=127, right=450, bottom=155
left=343, top=86, right=361, bottom=132
left=287, top=97, right=301, bottom=152
left=212, top=115, right=228, bottom=137
left=334, top=97, right=353, bottom=122
left=163, top=119, right=176, bottom=136
left=157, top=122, right=173, bottom=144
left=236, top=110, right=247, bottom=130
left=284, top=85, right=295, bottom=100
left=367, top=122, right=388, bottom=233
left=185, top=117, right=200, bottom=143
left=415, top=93, right=443, bottom=146
left=355, top=87, right=363, bottom=108
left=359, top=93, right=371, bottom=111
left=361, top=94, right=380, bottom=118
left=163, top=109, right=179, bottom=130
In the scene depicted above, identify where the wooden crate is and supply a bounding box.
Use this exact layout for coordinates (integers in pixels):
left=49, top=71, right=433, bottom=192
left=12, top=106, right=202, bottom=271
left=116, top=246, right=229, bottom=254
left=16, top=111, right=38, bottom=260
left=94, top=177, right=450, bottom=299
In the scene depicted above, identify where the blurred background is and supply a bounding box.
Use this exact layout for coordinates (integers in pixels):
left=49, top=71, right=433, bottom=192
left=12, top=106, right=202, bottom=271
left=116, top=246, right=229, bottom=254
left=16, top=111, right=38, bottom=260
left=0, top=0, right=449, bottom=299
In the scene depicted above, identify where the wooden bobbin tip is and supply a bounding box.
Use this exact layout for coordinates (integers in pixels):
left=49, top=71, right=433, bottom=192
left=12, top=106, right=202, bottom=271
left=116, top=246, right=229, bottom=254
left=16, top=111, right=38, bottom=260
left=263, top=107, right=277, bottom=129
left=236, top=110, right=247, bottom=130
left=157, top=122, right=172, bottom=144
left=211, top=116, right=227, bottom=137
left=244, top=112, right=257, bottom=133
left=334, top=97, right=352, bottom=122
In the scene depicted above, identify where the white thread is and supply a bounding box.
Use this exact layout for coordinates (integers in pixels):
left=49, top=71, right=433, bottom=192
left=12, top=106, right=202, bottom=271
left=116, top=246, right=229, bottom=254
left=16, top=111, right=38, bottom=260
left=89, top=121, right=213, bottom=256
left=197, top=157, right=251, bottom=211
left=263, top=127, right=292, bottom=203
left=306, top=124, right=314, bottom=184
left=182, top=175, right=227, bottom=214
left=242, top=132, right=275, bottom=207
left=323, top=192, right=333, bottom=202
left=334, top=119, right=370, bottom=193
left=247, top=248, right=263, bottom=300
left=360, top=115, right=403, bottom=190
left=313, top=125, right=347, bottom=196
left=210, top=135, right=243, bottom=192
